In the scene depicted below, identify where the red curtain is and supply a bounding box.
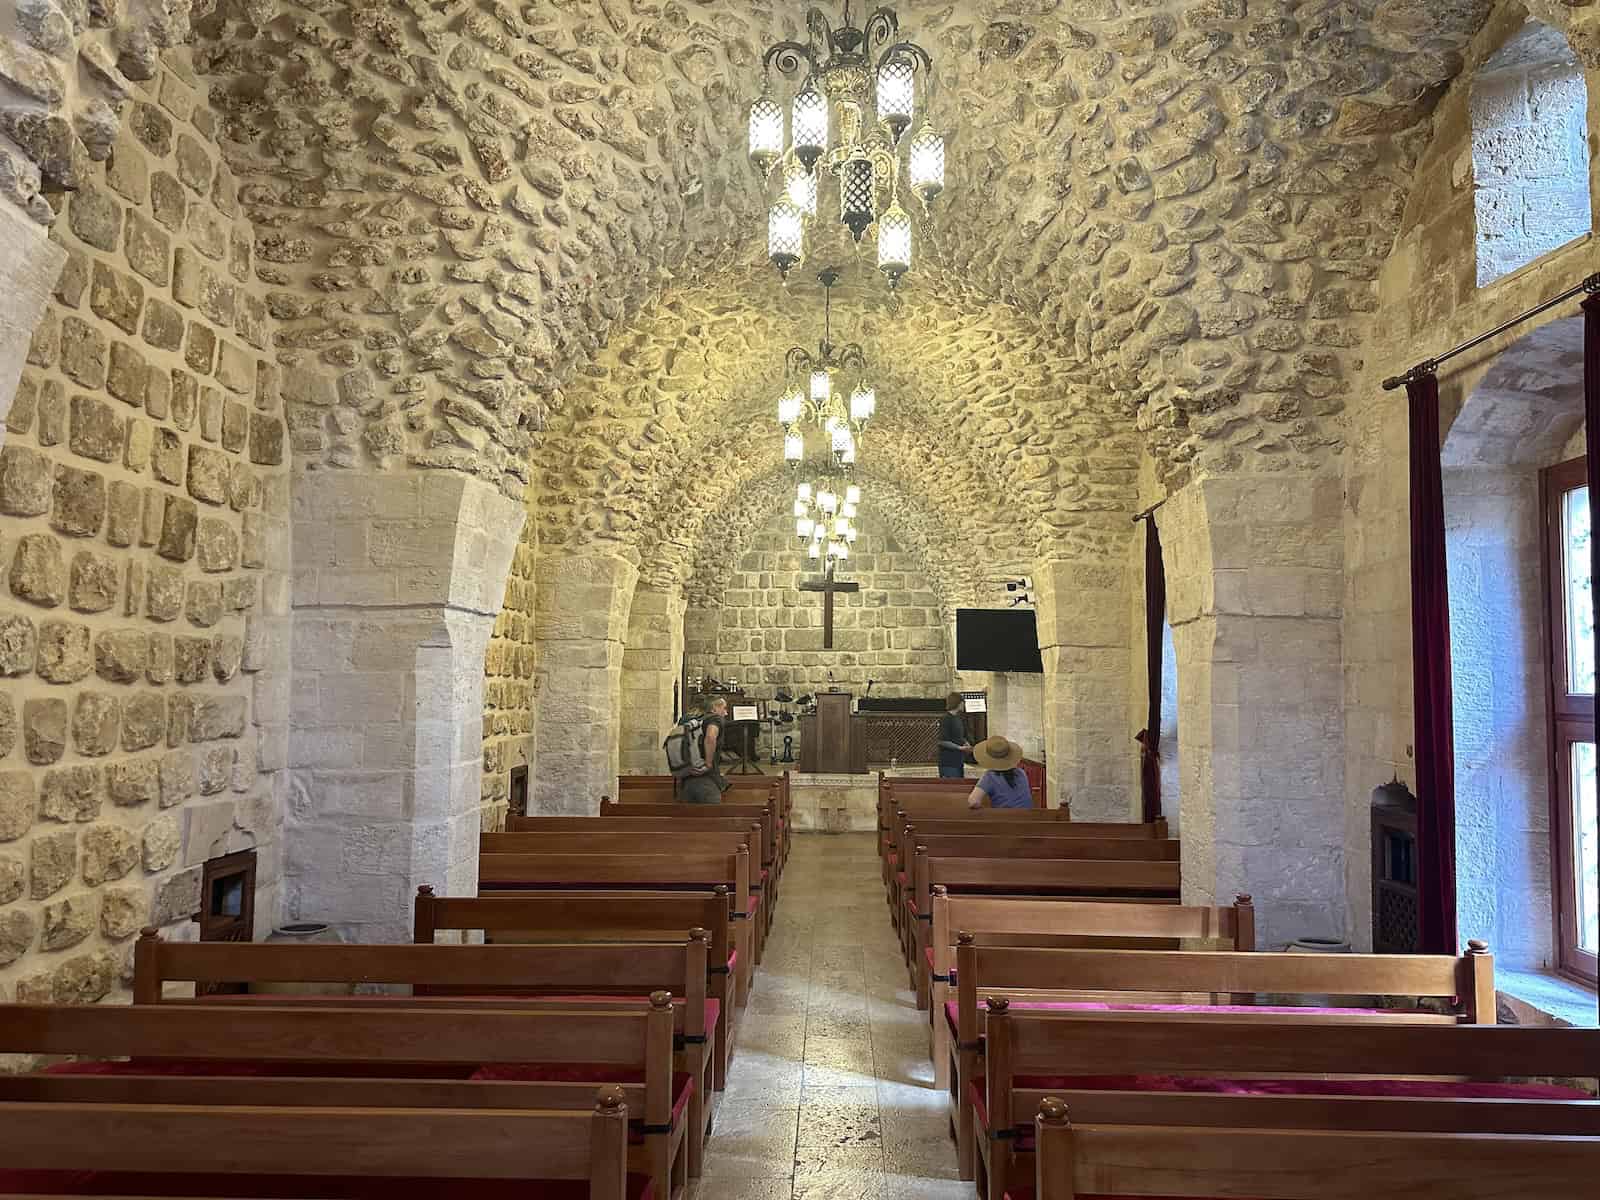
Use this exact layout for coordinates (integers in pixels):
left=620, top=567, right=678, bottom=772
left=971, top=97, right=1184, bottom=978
left=1140, top=518, right=1166, bottom=824
left=1408, top=371, right=1457, bottom=955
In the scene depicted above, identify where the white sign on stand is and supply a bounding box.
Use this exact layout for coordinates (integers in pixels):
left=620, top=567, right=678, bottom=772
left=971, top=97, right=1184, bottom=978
left=964, top=696, right=987, bottom=714
left=732, top=704, right=760, bottom=722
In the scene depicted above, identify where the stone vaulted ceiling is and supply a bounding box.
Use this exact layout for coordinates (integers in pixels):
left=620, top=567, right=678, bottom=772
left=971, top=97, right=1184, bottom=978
left=14, top=0, right=1597, bottom=561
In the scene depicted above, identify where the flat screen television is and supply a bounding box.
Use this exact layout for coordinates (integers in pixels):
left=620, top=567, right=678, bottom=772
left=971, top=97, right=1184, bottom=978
left=956, top=608, right=1043, bottom=673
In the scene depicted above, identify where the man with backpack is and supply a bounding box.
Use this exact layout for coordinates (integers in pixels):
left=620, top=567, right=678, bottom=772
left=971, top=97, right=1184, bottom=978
left=666, top=696, right=730, bottom=803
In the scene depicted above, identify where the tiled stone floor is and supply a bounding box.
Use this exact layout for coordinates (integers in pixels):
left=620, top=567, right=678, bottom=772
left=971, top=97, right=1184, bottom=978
left=690, top=832, right=969, bottom=1199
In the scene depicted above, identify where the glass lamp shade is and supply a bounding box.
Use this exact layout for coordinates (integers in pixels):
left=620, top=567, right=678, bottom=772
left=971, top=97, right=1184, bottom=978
left=797, top=482, right=813, bottom=502
left=810, top=369, right=832, bottom=405
left=748, top=95, right=784, bottom=170
left=833, top=516, right=850, bottom=537
left=845, top=484, right=861, bottom=504
left=833, top=541, right=850, bottom=560
left=877, top=202, right=912, bottom=284
left=818, top=490, right=838, bottom=514
left=808, top=542, right=821, bottom=559
left=797, top=517, right=814, bottom=538
left=784, top=431, right=803, bottom=461
left=839, top=156, right=876, bottom=241
left=908, top=121, right=945, bottom=204
left=831, top=424, right=855, bottom=455
left=793, top=499, right=808, bottom=518
left=849, top=383, right=876, bottom=424
left=769, top=201, right=805, bottom=275
left=841, top=502, right=857, bottom=519
left=813, top=523, right=825, bottom=541
left=877, top=57, right=915, bottom=141
left=777, top=387, right=803, bottom=426
left=784, top=159, right=817, bottom=217
left=845, top=526, right=858, bottom=543
left=840, top=443, right=857, bottom=464
left=792, top=87, right=828, bottom=169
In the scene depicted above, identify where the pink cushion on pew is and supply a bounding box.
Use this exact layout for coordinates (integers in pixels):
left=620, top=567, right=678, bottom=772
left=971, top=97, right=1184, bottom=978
left=896, top=871, right=908, bottom=885
left=747, top=893, right=761, bottom=917
left=0, top=1172, right=654, bottom=1198
left=728, top=951, right=738, bottom=975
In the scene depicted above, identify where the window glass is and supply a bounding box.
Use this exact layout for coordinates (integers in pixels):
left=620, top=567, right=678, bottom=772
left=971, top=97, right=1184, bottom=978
left=1574, top=739, right=1599, bottom=955
left=1563, top=485, right=1594, bottom=695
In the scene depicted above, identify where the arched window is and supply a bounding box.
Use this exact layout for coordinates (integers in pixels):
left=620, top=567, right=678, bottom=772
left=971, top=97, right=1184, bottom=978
left=1471, top=20, right=1592, bottom=287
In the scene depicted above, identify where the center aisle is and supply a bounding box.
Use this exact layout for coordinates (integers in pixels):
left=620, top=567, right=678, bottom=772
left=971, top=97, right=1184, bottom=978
left=692, top=832, right=968, bottom=1199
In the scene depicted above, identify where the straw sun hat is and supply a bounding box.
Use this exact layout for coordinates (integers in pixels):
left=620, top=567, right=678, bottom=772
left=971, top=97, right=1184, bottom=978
left=972, top=735, right=1025, bottom=771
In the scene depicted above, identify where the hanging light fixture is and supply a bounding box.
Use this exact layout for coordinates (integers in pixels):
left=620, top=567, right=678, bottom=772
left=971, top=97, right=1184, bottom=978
left=793, top=474, right=863, bottom=574
left=773, top=267, right=879, bottom=469
left=749, top=3, right=944, bottom=288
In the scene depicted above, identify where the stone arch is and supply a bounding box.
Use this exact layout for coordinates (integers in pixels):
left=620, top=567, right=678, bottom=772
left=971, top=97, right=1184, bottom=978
left=1438, top=315, right=1584, bottom=967
left=1470, top=15, right=1593, bottom=288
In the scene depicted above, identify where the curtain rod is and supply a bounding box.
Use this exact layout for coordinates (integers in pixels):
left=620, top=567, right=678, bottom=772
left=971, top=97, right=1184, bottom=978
left=1131, top=499, right=1166, bottom=523
left=1381, top=271, right=1600, bottom=391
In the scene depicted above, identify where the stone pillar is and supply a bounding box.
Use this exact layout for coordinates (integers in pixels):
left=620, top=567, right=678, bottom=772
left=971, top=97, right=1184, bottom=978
left=285, top=471, right=523, bottom=941
left=618, top=585, right=685, bottom=776
left=1033, top=556, right=1135, bottom=817
left=0, top=201, right=66, bottom=444
left=532, top=552, right=639, bottom=813
left=1162, top=474, right=1345, bottom=951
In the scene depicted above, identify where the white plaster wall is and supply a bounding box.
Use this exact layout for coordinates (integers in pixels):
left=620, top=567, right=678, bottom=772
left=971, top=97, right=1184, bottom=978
left=0, top=200, right=65, bottom=445
left=1444, top=466, right=1555, bottom=967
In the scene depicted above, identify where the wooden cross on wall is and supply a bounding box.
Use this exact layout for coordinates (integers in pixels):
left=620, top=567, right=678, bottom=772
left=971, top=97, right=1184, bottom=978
left=799, top=566, right=860, bottom=650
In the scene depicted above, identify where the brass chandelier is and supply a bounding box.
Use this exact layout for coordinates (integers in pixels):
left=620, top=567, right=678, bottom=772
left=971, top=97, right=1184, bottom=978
left=777, top=268, right=877, bottom=468
left=749, top=2, right=946, bottom=289
left=794, top=478, right=861, bottom=569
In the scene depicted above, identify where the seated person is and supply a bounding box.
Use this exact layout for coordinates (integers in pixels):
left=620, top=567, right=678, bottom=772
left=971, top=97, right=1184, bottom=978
left=967, top=735, right=1032, bottom=809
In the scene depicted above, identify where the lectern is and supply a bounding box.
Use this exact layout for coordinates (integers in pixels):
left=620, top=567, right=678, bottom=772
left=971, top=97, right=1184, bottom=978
left=799, top=691, right=860, bottom=773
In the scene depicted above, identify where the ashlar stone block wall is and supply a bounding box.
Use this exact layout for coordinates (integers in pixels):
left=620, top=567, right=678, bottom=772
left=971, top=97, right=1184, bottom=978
left=1471, top=19, right=1592, bottom=287
left=619, top=585, right=686, bottom=777
left=0, top=52, right=289, bottom=1000
left=688, top=506, right=954, bottom=706
left=1346, top=8, right=1597, bottom=953
left=482, top=511, right=536, bottom=816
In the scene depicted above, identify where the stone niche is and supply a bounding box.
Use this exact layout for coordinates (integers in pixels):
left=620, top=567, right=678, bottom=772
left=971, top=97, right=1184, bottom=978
left=688, top=504, right=955, bottom=707
left=0, top=50, right=289, bottom=1003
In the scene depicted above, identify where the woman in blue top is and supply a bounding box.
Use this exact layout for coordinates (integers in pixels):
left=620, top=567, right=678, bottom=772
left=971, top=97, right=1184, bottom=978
left=966, top=735, right=1032, bottom=809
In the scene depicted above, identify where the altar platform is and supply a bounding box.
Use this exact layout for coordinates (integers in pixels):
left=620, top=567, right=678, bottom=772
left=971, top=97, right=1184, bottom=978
left=787, top=765, right=970, bottom=833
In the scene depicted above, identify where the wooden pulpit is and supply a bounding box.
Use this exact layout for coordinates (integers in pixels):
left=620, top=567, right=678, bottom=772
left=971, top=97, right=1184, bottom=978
left=799, top=692, right=859, bottom=773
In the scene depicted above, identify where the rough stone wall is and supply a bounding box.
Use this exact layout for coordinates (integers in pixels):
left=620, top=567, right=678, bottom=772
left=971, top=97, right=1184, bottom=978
left=1471, top=19, right=1592, bottom=286
left=0, top=49, right=288, bottom=1000
left=687, top=505, right=955, bottom=708
left=482, top=502, right=536, bottom=818
left=1343, top=2, right=1598, bottom=950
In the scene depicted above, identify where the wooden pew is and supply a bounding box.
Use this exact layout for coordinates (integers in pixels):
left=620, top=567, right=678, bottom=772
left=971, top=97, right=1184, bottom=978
left=1000, top=1015, right=1600, bottom=1200
left=615, top=774, right=788, bottom=865
left=925, top=893, right=1255, bottom=1090
left=418, top=885, right=740, bottom=1091
left=893, top=832, right=1180, bottom=965
left=484, top=826, right=770, bottom=932
left=0, top=1003, right=649, bottom=1200
left=951, top=940, right=1498, bottom=1184
left=131, top=933, right=698, bottom=1194
left=479, top=849, right=756, bottom=1004
left=909, top=853, right=1181, bottom=986
left=594, top=800, right=780, bottom=948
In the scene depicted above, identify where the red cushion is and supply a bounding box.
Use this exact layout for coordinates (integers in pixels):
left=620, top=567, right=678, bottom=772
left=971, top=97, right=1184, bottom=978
left=747, top=893, right=761, bottom=917
left=944, top=999, right=1425, bottom=1039
left=727, top=951, right=738, bottom=974
left=0, top=1172, right=653, bottom=1198
left=46, top=1059, right=478, bottom=1080
left=896, top=871, right=908, bottom=885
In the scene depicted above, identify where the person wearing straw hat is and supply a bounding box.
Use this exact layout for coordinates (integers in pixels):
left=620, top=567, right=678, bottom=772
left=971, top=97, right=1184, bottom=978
left=967, top=735, right=1033, bottom=809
